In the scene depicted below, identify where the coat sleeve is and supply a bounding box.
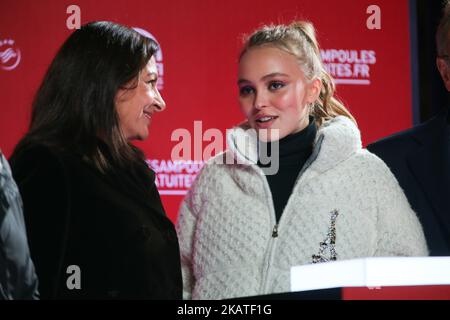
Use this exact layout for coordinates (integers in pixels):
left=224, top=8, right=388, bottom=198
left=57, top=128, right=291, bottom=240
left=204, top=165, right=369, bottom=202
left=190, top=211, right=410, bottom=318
left=175, top=163, right=209, bottom=300
left=10, top=146, right=70, bottom=299
left=372, top=157, right=428, bottom=257
left=176, top=198, right=197, bottom=300
left=0, top=152, right=39, bottom=300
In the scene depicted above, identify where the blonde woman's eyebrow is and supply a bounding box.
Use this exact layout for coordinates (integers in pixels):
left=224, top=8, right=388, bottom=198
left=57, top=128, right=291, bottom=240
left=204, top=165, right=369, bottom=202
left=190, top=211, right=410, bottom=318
left=238, top=72, right=289, bottom=85
left=261, top=72, right=289, bottom=80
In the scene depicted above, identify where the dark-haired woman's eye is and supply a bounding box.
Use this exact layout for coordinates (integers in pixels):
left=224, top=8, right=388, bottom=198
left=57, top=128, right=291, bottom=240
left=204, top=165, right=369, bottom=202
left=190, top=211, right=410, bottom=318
left=239, top=86, right=254, bottom=96
left=146, top=79, right=157, bottom=86
left=268, top=81, right=285, bottom=91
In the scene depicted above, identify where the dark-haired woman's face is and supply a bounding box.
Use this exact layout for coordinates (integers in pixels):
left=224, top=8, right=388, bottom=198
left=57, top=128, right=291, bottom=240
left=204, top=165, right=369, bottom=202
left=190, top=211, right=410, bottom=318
left=115, top=56, right=166, bottom=141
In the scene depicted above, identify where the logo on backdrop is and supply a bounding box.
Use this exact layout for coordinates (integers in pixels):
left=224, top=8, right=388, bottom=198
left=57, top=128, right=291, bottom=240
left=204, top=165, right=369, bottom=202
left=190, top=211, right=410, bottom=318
left=133, top=27, right=164, bottom=90
left=147, top=159, right=204, bottom=196
left=321, top=49, right=377, bottom=85
left=0, top=39, right=21, bottom=71
left=147, top=122, right=281, bottom=196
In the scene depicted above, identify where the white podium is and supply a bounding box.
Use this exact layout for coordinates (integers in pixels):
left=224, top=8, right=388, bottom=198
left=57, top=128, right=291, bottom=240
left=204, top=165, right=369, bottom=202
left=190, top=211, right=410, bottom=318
left=291, top=257, right=450, bottom=292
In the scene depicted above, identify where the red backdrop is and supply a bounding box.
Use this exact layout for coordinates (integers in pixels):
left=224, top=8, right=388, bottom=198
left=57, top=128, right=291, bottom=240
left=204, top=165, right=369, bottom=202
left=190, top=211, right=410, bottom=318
left=0, top=0, right=413, bottom=222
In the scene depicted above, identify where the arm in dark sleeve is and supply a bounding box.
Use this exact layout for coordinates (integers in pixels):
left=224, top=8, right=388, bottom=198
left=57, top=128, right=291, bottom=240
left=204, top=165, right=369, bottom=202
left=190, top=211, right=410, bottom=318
left=0, top=152, right=39, bottom=300
left=10, top=146, right=70, bottom=299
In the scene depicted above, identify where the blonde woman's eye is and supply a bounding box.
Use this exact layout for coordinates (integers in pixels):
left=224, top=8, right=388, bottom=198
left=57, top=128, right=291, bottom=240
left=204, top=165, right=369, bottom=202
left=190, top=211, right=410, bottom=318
left=239, top=86, right=254, bottom=96
left=269, top=82, right=285, bottom=90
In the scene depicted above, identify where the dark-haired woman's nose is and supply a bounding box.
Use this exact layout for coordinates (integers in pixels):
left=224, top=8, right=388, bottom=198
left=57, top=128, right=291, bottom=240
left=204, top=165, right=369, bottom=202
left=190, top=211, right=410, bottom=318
left=153, top=89, right=166, bottom=112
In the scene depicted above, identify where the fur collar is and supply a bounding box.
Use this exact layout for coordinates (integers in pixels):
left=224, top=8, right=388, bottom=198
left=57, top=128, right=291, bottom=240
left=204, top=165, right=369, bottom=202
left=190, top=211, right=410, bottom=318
left=226, top=116, right=362, bottom=174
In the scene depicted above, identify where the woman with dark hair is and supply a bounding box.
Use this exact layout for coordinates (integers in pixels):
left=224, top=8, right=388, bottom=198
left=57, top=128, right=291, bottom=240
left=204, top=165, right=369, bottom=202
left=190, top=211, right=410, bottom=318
left=9, top=21, right=182, bottom=299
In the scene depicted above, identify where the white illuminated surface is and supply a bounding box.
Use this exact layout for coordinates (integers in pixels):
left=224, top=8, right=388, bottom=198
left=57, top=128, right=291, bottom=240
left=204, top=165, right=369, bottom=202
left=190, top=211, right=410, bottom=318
left=291, top=257, right=450, bottom=292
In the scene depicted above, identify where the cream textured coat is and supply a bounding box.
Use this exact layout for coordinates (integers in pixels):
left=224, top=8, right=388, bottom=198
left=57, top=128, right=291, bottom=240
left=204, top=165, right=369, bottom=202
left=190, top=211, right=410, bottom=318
left=176, top=116, right=428, bottom=300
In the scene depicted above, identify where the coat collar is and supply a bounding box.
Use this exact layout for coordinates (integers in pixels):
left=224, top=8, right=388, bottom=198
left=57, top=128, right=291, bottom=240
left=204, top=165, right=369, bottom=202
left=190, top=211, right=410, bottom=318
left=226, top=116, right=362, bottom=174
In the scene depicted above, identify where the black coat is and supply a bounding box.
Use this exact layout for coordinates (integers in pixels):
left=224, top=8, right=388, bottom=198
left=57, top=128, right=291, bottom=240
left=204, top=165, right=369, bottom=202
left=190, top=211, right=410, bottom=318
left=9, top=144, right=182, bottom=299
left=368, top=109, right=450, bottom=255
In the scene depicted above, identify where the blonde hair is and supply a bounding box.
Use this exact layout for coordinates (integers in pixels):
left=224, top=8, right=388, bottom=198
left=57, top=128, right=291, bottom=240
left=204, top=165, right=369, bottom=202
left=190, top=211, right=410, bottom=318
left=240, top=21, right=356, bottom=127
left=436, top=0, right=450, bottom=57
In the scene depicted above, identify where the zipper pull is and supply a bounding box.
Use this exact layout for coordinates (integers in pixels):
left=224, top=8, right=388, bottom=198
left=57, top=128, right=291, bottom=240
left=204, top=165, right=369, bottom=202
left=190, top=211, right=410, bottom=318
left=272, top=224, right=278, bottom=238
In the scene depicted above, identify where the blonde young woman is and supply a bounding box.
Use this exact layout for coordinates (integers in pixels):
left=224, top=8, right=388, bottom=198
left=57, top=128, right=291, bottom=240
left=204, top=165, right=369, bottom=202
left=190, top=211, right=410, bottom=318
left=176, top=21, right=428, bottom=300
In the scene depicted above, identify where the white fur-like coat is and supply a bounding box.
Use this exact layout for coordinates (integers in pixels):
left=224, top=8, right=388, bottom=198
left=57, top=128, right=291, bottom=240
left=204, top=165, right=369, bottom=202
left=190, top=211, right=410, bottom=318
left=176, top=116, right=428, bottom=300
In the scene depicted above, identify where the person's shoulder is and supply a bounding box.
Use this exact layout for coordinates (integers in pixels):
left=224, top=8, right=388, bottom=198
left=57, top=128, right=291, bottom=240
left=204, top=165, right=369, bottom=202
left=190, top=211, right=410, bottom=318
left=9, top=142, right=65, bottom=182
left=368, top=126, right=420, bottom=152
left=200, top=150, right=238, bottom=171
left=367, top=114, right=443, bottom=154
left=346, top=149, right=403, bottom=192
left=11, top=142, right=60, bottom=163
left=193, top=151, right=229, bottom=181
left=350, top=148, right=391, bottom=171
left=186, top=150, right=243, bottom=192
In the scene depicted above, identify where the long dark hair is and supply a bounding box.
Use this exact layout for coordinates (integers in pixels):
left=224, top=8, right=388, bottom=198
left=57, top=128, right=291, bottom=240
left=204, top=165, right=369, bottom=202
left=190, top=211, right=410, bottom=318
left=13, top=21, right=159, bottom=175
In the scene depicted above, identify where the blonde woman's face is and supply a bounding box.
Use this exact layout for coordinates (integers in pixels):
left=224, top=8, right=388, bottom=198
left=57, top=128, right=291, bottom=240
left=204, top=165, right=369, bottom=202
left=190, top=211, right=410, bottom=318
left=238, top=46, right=320, bottom=141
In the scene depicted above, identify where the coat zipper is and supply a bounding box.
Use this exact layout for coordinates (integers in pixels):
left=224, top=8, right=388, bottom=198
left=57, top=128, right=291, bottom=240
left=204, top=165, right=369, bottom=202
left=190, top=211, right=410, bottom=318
left=256, top=166, right=278, bottom=294
left=272, top=224, right=278, bottom=238
left=256, top=134, right=324, bottom=294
